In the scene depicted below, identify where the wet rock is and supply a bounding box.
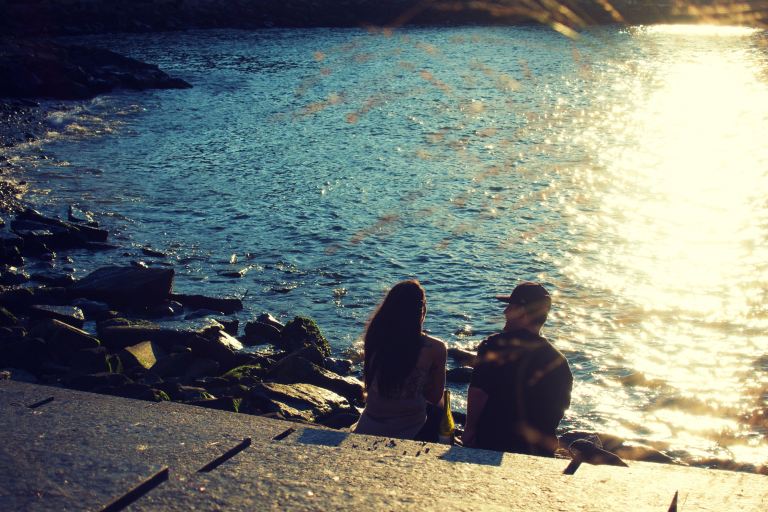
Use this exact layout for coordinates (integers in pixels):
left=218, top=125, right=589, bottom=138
left=446, top=366, right=474, bottom=383
left=0, top=231, right=24, bottom=266
left=199, top=322, right=243, bottom=351
left=29, top=268, right=76, bottom=287
left=119, top=341, right=166, bottom=371
left=257, top=312, right=284, bottom=330
left=186, top=332, right=237, bottom=368
left=278, top=316, right=331, bottom=357
left=170, top=293, right=242, bottom=314
left=146, top=300, right=183, bottom=318
left=141, top=246, right=166, bottom=258
left=242, top=320, right=281, bottom=346
left=68, top=347, right=111, bottom=375
left=220, top=266, right=250, bottom=278
left=29, top=318, right=100, bottom=358
left=67, top=205, right=96, bottom=226
left=0, top=265, right=29, bottom=285
left=266, top=355, right=364, bottom=404
left=247, top=382, right=355, bottom=423
left=12, top=208, right=108, bottom=248
left=71, top=265, right=174, bottom=308
left=71, top=298, right=112, bottom=321
left=27, top=304, right=85, bottom=328
left=323, top=357, right=354, bottom=376
left=0, top=40, right=192, bottom=101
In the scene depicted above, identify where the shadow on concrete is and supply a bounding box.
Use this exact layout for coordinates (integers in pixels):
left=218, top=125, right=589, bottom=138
left=439, top=445, right=504, bottom=466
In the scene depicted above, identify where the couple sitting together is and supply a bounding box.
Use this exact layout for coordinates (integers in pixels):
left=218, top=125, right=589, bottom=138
left=352, top=279, right=573, bottom=457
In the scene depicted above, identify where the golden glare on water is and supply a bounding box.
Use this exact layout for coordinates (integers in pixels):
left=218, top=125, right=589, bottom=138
left=561, top=25, right=768, bottom=465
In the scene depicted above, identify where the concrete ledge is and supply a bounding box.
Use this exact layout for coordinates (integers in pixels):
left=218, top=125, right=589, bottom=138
left=1, top=380, right=766, bottom=510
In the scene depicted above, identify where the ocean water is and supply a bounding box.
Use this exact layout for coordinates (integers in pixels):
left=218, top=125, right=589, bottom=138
left=10, top=24, right=768, bottom=470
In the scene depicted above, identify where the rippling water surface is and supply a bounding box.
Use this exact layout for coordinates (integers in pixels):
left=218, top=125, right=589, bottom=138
left=13, top=24, right=768, bottom=469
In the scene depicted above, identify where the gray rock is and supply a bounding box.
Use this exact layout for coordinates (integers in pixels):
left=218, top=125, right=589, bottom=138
left=170, top=293, right=242, bottom=314
left=247, top=382, right=355, bottom=423
left=278, top=316, right=331, bottom=357
left=71, top=265, right=174, bottom=308
left=119, top=341, right=166, bottom=371
left=257, top=312, right=284, bottom=330
left=29, top=318, right=100, bottom=358
left=27, top=304, right=85, bottom=328
left=266, top=355, right=364, bottom=404
left=323, top=357, right=354, bottom=376
left=242, top=320, right=281, bottom=346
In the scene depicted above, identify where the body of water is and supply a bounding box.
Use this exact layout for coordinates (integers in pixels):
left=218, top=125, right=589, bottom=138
left=10, top=24, right=768, bottom=470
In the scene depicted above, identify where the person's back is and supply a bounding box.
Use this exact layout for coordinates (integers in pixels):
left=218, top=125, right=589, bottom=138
left=463, top=282, right=572, bottom=456
left=471, top=329, right=572, bottom=455
left=354, top=335, right=445, bottom=439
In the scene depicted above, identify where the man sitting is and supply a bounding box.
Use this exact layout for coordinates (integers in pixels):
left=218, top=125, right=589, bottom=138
left=462, top=282, right=572, bottom=456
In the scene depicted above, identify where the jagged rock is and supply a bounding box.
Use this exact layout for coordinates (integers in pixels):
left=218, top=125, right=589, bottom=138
left=447, top=366, right=473, bottom=383
left=214, top=318, right=239, bottom=336
left=257, top=312, right=284, bottom=330
left=68, top=347, right=111, bottom=375
left=187, top=397, right=242, bottom=413
left=71, top=265, right=174, bottom=308
left=247, top=382, right=355, bottom=423
left=0, top=40, right=192, bottom=100
left=151, top=351, right=194, bottom=378
left=242, top=320, right=281, bottom=346
left=29, top=269, right=76, bottom=287
left=186, top=333, right=236, bottom=368
left=0, top=265, right=29, bottom=285
left=71, top=298, right=112, bottom=321
left=185, top=357, right=219, bottom=379
left=199, top=322, right=243, bottom=351
left=0, top=306, right=18, bottom=327
left=97, top=325, right=186, bottom=350
left=67, top=205, right=96, bottom=225
left=266, top=355, right=364, bottom=404
left=278, top=316, right=331, bottom=357
left=222, top=364, right=266, bottom=384
left=29, top=318, right=100, bottom=358
left=324, top=357, right=354, bottom=376
left=27, top=304, right=85, bottom=328
left=0, top=231, right=24, bottom=266
left=119, top=341, right=166, bottom=371
left=170, top=293, right=242, bottom=314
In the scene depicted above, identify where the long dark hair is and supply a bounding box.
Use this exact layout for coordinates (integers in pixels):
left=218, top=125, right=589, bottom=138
left=364, top=279, right=426, bottom=397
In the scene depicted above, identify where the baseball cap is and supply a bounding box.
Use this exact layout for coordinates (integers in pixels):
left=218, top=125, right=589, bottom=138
left=495, top=282, right=550, bottom=305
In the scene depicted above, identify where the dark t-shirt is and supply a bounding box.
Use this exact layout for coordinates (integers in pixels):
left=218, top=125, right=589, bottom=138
left=470, top=329, right=573, bottom=456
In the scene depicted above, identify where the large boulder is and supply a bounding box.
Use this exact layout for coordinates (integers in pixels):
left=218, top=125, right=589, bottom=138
left=266, top=355, right=364, bottom=404
left=29, top=318, right=100, bottom=359
left=71, top=265, right=174, bottom=308
left=278, top=316, right=331, bottom=357
left=247, top=382, right=355, bottom=423
left=119, top=341, right=166, bottom=371
left=169, top=293, right=242, bottom=314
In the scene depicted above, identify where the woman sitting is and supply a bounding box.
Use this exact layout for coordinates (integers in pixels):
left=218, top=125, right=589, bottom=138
left=352, top=279, right=447, bottom=440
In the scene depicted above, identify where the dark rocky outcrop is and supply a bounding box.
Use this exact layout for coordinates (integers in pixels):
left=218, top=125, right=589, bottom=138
left=71, top=265, right=175, bottom=308
left=247, top=382, right=357, bottom=423
left=278, top=316, right=331, bottom=357
left=266, top=353, right=364, bottom=404
left=0, top=39, right=191, bottom=101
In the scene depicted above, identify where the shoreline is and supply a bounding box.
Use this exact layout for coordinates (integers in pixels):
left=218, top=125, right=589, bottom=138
left=0, top=28, right=758, bottom=472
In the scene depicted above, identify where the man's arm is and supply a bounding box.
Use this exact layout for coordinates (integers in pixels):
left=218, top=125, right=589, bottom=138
left=462, top=385, right=488, bottom=447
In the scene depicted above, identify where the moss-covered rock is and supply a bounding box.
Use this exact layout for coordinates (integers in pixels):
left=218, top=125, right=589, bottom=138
left=279, top=316, right=330, bottom=357
left=222, top=364, right=265, bottom=383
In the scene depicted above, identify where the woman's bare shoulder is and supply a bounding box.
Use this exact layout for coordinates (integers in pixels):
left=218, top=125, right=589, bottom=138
left=422, top=334, right=447, bottom=353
